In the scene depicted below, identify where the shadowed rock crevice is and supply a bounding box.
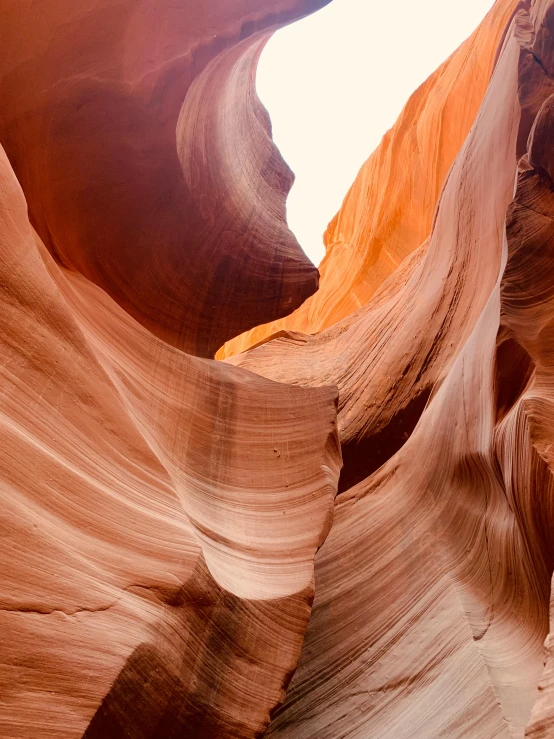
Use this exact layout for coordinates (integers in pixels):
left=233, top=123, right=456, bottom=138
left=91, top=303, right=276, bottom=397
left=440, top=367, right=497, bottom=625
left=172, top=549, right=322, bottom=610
left=494, top=332, right=535, bottom=423
left=337, top=388, right=431, bottom=493
left=82, top=559, right=314, bottom=739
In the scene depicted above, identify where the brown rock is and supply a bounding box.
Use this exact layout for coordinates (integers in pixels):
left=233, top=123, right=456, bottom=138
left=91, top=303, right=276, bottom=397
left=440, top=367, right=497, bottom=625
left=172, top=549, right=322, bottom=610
left=4, top=0, right=554, bottom=737
left=232, top=2, right=554, bottom=736
left=0, top=1, right=342, bottom=735
left=0, top=136, right=340, bottom=736
left=0, top=0, right=329, bottom=358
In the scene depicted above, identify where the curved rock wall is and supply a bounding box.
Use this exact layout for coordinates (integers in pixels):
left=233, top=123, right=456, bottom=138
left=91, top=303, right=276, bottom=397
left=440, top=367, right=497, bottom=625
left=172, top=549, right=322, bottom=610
left=231, top=1, right=554, bottom=736
left=0, top=2, right=342, bottom=737
left=0, top=0, right=331, bottom=358
left=3, top=0, right=554, bottom=737
left=219, top=0, right=521, bottom=358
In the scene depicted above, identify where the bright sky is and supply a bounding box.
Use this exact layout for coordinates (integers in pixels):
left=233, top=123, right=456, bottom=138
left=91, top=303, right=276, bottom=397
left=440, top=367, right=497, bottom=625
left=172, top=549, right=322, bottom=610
left=257, top=0, right=496, bottom=265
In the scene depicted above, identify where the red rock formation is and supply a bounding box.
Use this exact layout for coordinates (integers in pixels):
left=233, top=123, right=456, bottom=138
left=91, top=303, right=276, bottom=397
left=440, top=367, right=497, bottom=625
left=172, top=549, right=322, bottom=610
left=0, top=0, right=330, bottom=358
left=219, top=0, right=520, bottom=358
left=4, top=0, right=554, bottom=737
left=231, top=0, right=530, bottom=485
left=0, top=140, right=341, bottom=737
left=231, top=1, right=554, bottom=736
left=0, top=1, right=341, bottom=737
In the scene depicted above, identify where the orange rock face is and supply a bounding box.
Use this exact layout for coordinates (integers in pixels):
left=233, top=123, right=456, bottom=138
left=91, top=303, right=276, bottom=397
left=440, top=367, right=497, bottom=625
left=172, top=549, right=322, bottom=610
left=4, top=0, right=554, bottom=737
left=218, top=0, right=520, bottom=358
left=231, top=0, right=554, bottom=736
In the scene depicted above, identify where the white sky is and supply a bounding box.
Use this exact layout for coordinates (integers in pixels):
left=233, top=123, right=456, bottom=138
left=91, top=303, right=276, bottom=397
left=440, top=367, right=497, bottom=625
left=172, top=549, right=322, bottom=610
left=257, top=0, right=497, bottom=265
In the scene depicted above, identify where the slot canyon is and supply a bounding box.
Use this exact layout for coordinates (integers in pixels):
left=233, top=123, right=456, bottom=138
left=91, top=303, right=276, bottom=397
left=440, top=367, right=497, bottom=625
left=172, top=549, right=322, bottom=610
left=2, top=0, right=554, bottom=737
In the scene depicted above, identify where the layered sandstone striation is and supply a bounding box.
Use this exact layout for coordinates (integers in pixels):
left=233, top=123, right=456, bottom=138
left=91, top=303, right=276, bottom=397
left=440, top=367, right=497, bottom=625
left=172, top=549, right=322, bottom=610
left=3, top=0, right=554, bottom=737
left=0, top=2, right=341, bottom=737
left=219, top=0, right=520, bottom=358
left=231, top=1, right=554, bottom=737
left=0, top=0, right=333, bottom=358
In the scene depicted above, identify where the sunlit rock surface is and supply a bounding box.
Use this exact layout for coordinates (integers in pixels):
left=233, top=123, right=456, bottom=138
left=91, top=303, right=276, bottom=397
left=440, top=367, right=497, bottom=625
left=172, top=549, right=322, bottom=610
left=3, top=0, right=554, bottom=737
left=219, top=0, right=520, bottom=358
left=232, top=0, right=554, bottom=736
left=0, top=2, right=340, bottom=737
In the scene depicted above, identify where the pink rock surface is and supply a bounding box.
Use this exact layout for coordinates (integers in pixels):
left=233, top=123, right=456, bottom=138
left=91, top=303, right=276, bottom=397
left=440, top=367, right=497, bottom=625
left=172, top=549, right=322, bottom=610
left=232, top=2, right=554, bottom=736
left=4, top=0, right=554, bottom=737
left=0, top=1, right=341, bottom=736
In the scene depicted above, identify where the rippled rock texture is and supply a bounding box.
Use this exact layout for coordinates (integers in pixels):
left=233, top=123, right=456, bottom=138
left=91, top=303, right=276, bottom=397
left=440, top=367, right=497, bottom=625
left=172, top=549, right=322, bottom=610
left=219, top=0, right=521, bottom=358
left=229, top=0, right=554, bottom=736
left=3, top=0, right=554, bottom=737
left=0, top=2, right=340, bottom=737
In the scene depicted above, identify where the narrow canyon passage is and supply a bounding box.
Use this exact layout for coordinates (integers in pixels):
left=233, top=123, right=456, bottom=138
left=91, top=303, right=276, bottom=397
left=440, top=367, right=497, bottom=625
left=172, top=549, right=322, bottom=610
left=2, top=1, right=554, bottom=738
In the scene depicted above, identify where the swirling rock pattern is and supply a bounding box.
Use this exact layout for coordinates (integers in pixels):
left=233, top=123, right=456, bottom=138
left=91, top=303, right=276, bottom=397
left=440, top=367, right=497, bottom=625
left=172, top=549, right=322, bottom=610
left=0, top=1, right=341, bottom=737
left=4, top=0, right=554, bottom=737
left=231, top=0, right=554, bottom=737
left=0, top=140, right=341, bottom=738
left=0, top=0, right=330, bottom=358
left=218, top=0, right=521, bottom=358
